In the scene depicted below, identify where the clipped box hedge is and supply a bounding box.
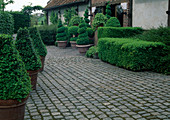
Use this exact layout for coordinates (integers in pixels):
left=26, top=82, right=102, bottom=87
left=98, top=38, right=169, bottom=74
left=98, top=27, right=143, bottom=39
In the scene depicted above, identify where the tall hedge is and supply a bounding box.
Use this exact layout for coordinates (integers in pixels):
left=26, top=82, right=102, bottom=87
left=98, top=27, right=143, bottom=39
left=37, top=25, right=57, bottom=45
left=0, top=34, right=31, bottom=101
left=15, top=28, right=42, bottom=71
left=28, top=27, right=47, bottom=57
left=0, top=12, right=14, bottom=34
left=77, top=21, right=89, bottom=45
left=98, top=38, right=169, bottom=74
left=10, top=11, right=30, bottom=33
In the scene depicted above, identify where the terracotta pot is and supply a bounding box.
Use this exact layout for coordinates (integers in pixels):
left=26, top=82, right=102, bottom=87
left=70, top=41, right=77, bottom=49
left=39, top=56, right=45, bottom=72
left=76, top=44, right=91, bottom=54
left=27, top=70, right=39, bottom=90
left=0, top=95, right=29, bottom=120
left=57, top=41, right=67, bottom=48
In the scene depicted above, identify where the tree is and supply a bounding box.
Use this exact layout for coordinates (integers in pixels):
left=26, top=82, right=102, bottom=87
left=64, top=8, right=76, bottom=25
left=21, top=4, right=43, bottom=15
left=106, top=2, right=111, bottom=19
left=0, top=0, right=14, bottom=12
left=50, top=11, right=58, bottom=24
left=84, top=8, right=90, bottom=27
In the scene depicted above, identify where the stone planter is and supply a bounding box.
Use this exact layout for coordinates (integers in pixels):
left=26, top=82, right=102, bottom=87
left=70, top=41, right=77, bottom=49
left=57, top=41, right=67, bottom=48
left=39, top=56, right=45, bottom=72
left=0, top=95, right=29, bottom=120
left=27, top=70, right=39, bottom=90
left=76, top=44, right=91, bottom=54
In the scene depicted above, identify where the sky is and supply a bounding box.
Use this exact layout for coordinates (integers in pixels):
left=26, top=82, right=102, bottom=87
left=5, top=0, right=49, bottom=13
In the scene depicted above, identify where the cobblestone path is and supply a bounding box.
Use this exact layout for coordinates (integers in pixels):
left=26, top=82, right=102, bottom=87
left=25, top=46, right=170, bottom=120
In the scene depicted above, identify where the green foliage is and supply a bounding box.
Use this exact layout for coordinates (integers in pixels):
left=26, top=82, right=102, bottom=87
left=28, top=27, right=47, bottom=57
left=87, top=28, right=94, bottom=38
left=21, top=5, right=43, bottom=15
left=0, top=11, right=14, bottom=34
left=0, top=34, right=31, bottom=101
left=84, top=8, right=90, bottom=27
left=15, top=28, right=42, bottom=71
left=50, top=11, right=58, bottom=24
left=68, top=26, right=78, bottom=36
left=86, top=46, right=98, bottom=58
left=77, top=21, right=89, bottom=45
left=92, top=13, right=107, bottom=30
left=56, top=20, right=67, bottom=41
left=98, top=38, right=169, bottom=74
left=10, top=11, right=30, bottom=33
left=70, top=37, right=78, bottom=41
left=37, top=25, right=57, bottom=45
left=0, top=0, right=14, bottom=12
left=105, top=17, right=121, bottom=27
left=69, top=15, right=82, bottom=26
left=64, top=8, right=76, bottom=25
left=134, top=27, right=170, bottom=46
left=106, top=2, right=111, bottom=19
left=98, top=27, right=143, bottom=39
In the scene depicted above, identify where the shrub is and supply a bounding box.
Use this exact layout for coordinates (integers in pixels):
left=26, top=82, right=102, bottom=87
left=105, top=17, right=121, bottom=27
left=68, top=26, right=78, bottom=36
left=37, top=25, right=57, bottom=45
left=77, top=21, right=89, bottom=45
left=69, top=15, right=82, bottom=26
left=28, top=27, right=47, bottom=57
left=87, top=28, right=94, bottom=38
left=10, top=11, right=30, bottom=33
left=70, top=37, right=78, bottom=41
left=50, top=11, right=58, bottom=24
left=134, top=27, right=170, bottom=46
left=92, top=13, right=107, bottom=30
left=106, top=2, right=111, bottom=19
left=86, top=46, right=98, bottom=58
left=84, top=8, right=91, bottom=27
left=15, top=28, right=42, bottom=71
left=98, top=27, right=143, bottom=39
left=56, top=20, right=67, bottom=42
left=0, top=34, right=31, bottom=101
left=0, top=11, right=14, bottom=34
left=98, top=38, right=169, bottom=74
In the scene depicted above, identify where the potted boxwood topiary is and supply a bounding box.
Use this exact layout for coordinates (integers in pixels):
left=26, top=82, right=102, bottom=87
left=28, top=27, right=47, bottom=72
left=87, top=28, right=94, bottom=46
left=0, top=34, right=31, bottom=120
left=15, top=28, right=42, bottom=90
left=76, top=21, right=90, bottom=54
left=56, top=19, right=68, bottom=48
left=105, top=17, right=121, bottom=27
left=68, top=26, right=79, bottom=48
left=69, top=15, right=82, bottom=26
left=92, top=13, right=107, bottom=30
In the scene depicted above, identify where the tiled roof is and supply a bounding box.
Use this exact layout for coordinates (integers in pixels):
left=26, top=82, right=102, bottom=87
left=44, top=0, right=86, bottom=10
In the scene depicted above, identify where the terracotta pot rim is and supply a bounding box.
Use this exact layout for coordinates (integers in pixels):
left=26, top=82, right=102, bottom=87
left=70, top=41, right=76, bottom=43
left=57, top=41, right=67, bottom=43
left=0, top=95, right=29, bottom=107
left=76, top=44, right=91, bottom=48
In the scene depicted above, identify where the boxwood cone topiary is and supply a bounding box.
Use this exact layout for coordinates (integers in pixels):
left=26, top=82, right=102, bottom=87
left=56, top=19, right=67, bottom=42
left=92, top=13, right=107, bottom=30
left=28, top=27, right=47, bottom=57
left=15, top=28, right=42, bottom=71
left=84, top=8, right=91, bottom=27
left=77, top=21, right=89, bottom=45
left=106, top=17, right=121, bottom=27
left=0, top=34, right=31, bottom=101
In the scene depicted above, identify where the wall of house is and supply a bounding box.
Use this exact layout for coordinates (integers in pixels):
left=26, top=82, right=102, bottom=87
left=133, top=0, right=168, bottom=29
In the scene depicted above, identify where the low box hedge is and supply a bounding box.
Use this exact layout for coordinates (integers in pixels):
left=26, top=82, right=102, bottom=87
left=98, top=27, right=143, bottom=39
left=98, top=38, right=169, bottom=74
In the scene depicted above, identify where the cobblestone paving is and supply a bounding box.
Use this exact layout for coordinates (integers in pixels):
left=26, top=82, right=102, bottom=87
left=25, top=46, right=170, bottom=120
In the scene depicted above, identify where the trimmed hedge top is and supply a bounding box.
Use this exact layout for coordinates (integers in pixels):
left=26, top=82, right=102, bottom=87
left=29, top=27, right=47, bottom=57
left=77, top=21, right=89, bottom=45
left=15, top=28, right=42, bottom=71
left=56, top=20, right=67, bottom=41
left=0, top=34, right=31, bottom=101
left=0, top=12, right=14, bottom=34
left=98, top=27, right=143, bottom=39
left=105, top=17, right=121, bottom=27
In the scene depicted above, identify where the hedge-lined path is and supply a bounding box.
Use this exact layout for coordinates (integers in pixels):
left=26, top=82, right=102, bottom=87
left=25, top=46, right=170, bottom=120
